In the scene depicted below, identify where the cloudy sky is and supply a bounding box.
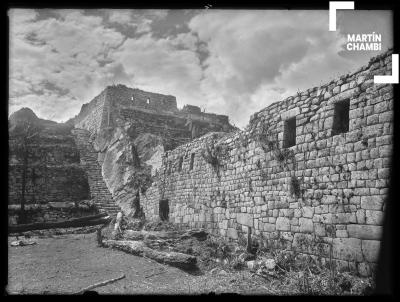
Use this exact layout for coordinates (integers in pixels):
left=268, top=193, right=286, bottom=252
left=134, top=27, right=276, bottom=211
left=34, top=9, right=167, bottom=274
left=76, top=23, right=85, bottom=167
left=9, top=9, right=392, bottom=128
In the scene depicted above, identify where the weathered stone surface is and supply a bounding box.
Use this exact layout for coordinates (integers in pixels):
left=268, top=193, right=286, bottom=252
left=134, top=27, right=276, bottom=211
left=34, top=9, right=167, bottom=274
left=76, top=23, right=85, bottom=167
left=361, top=196, right=384, bottom=210
left=365, top=210, right=384, bottom=225
left=8, top=116, right=90, bottom=206
left=361, top=240, right=380, bottom=263
left=301, top=206, right=314, bottom=218
left=299, top=218, right=314, bottom=233
left=236, top=213, right=253, bottom=227
left=276, top=217, right=290, bottom=231
left=19, top=50, right=391, bottom=278
left=347, top=225, right=383, bottom=240
left=137, top=51, right=393, bottom=278
left=332, top=238, right=363, bottom=262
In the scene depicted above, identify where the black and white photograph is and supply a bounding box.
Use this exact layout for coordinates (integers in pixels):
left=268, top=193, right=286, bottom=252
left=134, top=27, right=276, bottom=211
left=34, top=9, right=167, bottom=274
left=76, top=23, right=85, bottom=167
left=5, top=1, right=398, bottom=295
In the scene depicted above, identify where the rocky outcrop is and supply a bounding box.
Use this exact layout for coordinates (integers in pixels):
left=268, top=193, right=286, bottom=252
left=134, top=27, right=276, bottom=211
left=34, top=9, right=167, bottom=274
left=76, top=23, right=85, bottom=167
left=91, top=123, right=163, bottom=217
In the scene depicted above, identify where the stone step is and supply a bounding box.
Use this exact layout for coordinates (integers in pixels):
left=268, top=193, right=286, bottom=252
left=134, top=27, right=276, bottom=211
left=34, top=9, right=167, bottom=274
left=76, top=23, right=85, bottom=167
left=72, top=127, right=121, bottom=217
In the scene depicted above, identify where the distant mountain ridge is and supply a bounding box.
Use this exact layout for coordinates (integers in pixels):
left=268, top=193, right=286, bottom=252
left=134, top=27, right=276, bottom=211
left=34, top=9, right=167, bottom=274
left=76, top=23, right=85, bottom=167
left=9, top=107, right=57, bottom=128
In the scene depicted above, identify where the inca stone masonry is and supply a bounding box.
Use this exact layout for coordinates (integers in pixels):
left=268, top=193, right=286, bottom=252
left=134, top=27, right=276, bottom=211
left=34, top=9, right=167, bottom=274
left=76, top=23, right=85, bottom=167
left=8, top=49, right=394, bottom=277
left=141, top=50, right=393, bottom=277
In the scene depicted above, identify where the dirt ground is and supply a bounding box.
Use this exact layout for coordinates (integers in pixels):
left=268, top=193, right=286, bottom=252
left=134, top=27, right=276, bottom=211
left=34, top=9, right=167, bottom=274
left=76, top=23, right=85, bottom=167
left=7, top=225, right=374, bottom=295
left=7, top=232, right=273, bottom=295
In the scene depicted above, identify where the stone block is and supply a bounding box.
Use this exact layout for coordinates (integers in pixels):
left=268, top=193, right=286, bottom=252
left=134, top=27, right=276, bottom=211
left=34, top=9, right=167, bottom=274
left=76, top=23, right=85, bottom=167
left=357, top=262, right=371, bottom=277
left=328, top=87, right=360, bottom=105
left=301, top=206, right=314, bottom=218
left=314, top=223, right=326, bottom=237
left=263, top=223, right=275, bottom=232
left=361, top=240, right=380, bottom=263
left=356, top=210, right=366, bottom=224
left=322, top=195, right=337, bottom=204
left=335, top=230, right=348, bottom=238
left=365, top=210, right=384, bottom=225
left=299, top=218, right=314, bottom=233
left=332, top=238, right=363, bottom=262
left=236, top=213, right=253, bottom=227
left=347, top=225, right=383, bottom=240
left=276, top=217, right=290, bottom=231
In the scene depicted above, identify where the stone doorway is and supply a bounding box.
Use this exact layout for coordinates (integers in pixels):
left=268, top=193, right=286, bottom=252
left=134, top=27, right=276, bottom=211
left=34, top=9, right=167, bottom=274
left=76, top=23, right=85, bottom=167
left=159, top=199, right=169, bottom=221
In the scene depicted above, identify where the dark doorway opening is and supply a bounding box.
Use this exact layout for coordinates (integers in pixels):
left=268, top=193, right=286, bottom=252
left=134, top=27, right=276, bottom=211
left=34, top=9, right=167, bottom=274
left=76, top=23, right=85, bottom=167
left=332, top=99, right=350, bottom=135
left=283, top=117, right=296, bottom=148
left=159, top=199, right=169, bottom=221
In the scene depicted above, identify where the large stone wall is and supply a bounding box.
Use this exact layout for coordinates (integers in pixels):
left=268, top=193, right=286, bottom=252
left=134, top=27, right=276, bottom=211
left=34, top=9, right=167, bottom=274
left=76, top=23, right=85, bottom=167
left=141, top=50, right=394, bottom=277
left=8, top=203, right=98, bottom=225
left=72, top=84, right=234, bottom=137
left=8, top=128, right=90, bottom=205
left=74, top=88, right=108, bottom=135
left=119, top=107, right=230, bottom=150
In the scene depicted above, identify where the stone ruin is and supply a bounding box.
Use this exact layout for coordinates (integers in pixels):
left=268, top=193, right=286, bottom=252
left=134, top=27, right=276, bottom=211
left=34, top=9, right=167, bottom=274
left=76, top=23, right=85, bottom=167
left=8, top=49, right=394, bottom=277
left=8, top=108, right=95, bottom=224
left=140, top=49, right=394, bottom=277
left=8, top=86, right=235, bottom=222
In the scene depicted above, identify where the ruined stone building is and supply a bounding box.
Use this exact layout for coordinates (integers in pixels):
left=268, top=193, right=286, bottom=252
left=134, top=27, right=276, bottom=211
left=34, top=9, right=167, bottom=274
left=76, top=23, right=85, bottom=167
left=8, top=49, right=393, bottom=277
left=8, top=87, right=234, bottom=221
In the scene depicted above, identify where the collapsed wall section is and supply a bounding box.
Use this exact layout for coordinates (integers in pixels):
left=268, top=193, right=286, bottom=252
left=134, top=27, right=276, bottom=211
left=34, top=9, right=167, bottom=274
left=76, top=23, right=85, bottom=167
left=141, top=50, right=394, bottom=277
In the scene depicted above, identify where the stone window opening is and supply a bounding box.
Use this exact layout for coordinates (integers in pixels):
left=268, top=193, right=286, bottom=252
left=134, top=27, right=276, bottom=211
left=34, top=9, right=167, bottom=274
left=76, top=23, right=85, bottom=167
left=159, top=199, right=169, bottom=221
left=332, top=99, right=350, bottom=135
left=283, top=117, right=296, bottom=148
left=131, top=96, right=134, bottom=101
left=189, top=153, right=195, bottom=170
left=146, top=98, right=150, bottom=104
left=178, top=157, right=183, bottom=172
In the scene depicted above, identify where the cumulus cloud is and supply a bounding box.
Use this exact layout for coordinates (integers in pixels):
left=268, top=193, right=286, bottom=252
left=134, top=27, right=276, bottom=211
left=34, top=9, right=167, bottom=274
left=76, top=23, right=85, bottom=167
left=188, top=10, right=386, bottom=127
left=9, top=9, right=392, bottom=128
left=9, top=9, right=126, bottom=121
left=111, top=32, right=204, bottom=105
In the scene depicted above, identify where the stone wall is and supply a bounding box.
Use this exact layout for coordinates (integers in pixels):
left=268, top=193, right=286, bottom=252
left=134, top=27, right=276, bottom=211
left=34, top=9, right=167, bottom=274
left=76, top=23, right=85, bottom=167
left=109, top=85, right=178, bottom=113
left=140, top=50, right=394, bottom=277
left=74, top=88, right=108, bottom=135
left=70, top=84, right=235, bottom=218
left=8, top=203, right=98, bottom=225
left=119, top=107, right=231, bottom=150
left=8, top=128, right=91, bottom=205
left=8, top=164, right=90, bottom=205
left=72, top=84, right=234, bottom=137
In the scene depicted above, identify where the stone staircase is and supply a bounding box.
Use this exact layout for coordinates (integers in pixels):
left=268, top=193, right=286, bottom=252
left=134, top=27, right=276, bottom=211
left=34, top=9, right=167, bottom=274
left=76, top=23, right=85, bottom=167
left=72, top=128, right=121, bottom=217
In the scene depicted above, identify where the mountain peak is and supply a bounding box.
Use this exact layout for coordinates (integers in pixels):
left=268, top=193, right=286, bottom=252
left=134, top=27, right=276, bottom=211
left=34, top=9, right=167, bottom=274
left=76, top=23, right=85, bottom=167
left=9, top=107, right=39, bottom=123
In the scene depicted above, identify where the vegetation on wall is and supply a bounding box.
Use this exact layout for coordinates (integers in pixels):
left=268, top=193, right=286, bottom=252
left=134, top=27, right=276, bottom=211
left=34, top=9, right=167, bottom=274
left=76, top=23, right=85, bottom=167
left=201, top=138, right=225, bottom=176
